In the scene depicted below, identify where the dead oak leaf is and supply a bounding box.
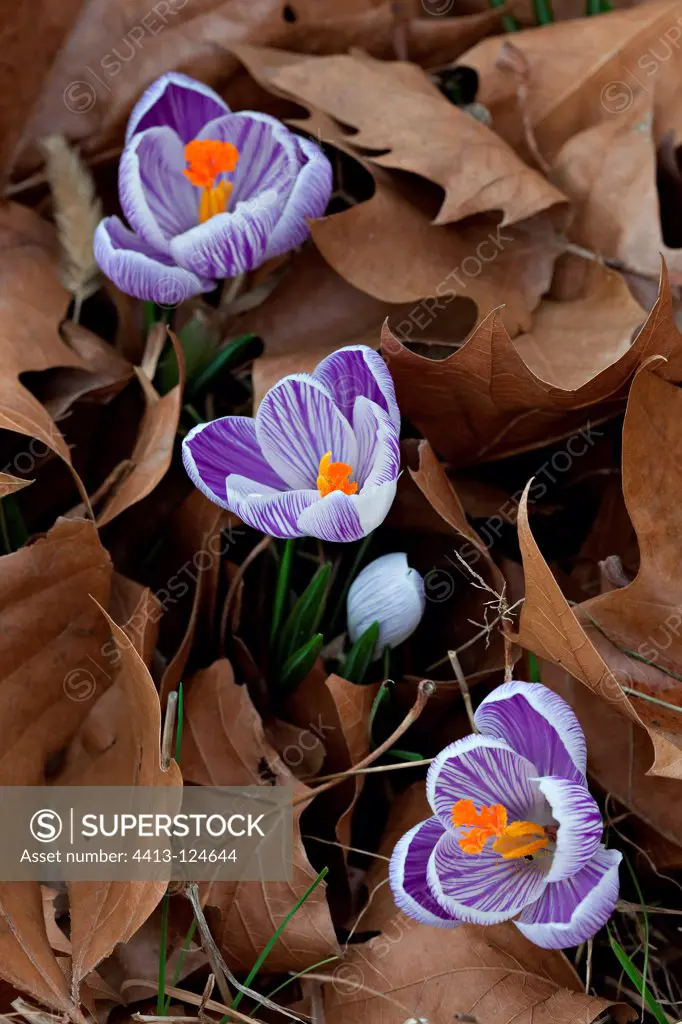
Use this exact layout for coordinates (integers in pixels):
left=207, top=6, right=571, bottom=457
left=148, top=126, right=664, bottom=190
left=234, top=45, right=566, bottom=227
left=463, top=0, right=682, bottom=162
left=382, top=261, right=681, bottom=467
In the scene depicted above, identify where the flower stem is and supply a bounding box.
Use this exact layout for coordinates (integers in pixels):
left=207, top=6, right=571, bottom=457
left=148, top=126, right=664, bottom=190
left=329, top=531, right=374, bottom=634
left=270, top=538, right=295, bottom=647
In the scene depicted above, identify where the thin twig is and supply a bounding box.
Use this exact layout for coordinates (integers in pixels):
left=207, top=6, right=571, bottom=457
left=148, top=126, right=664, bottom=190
left=294, top=680, right=436, bottom=807
left=128, top=985, right=271, bottom=1024
left=161, top=691, right=178, bottom=772
left=585, top=938, right=593, bottom=995
left=184, top=885, right=232, bottom=1007
left=184, top=884, right=304, bottom=1023
left=303, top=758, right=433, bottom=784
left=448, top=650, right=477, bottom=733
left=303, top=835, right=391, bottom=861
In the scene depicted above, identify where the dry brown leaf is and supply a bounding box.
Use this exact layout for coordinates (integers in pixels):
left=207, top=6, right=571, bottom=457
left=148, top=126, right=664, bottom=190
left=0, top=472, right=33, bottom=497
left=382, top=262, right=682, bottom=467
left=0, top=203, right=91, bottom=506
left=64, top=605, right=182, bottom=1003
left=235, top=45, right=566, bottom=226
left=552, top=89, right=682, bottom=285
left=0, top=0, right=84, bottom=184
left=463, top=0, right=682, bottom=162
left=158, top=490, right=236, bottom=704
left=19, top=1, right=506, bottom=169
left=512, top=264, right=645, bottom=388
left=512, top=370, right=682, bottom=781
left=310, top=171, right=560, bottom=332
left=545, top=663, right=682, bottom=851
left=324, top=913, right=622, bottom=1024
left=0, top=517, right=111, bottom=1016
left=44, top=322, right=133, bottom=421
left=181, top=659, right=339, bottom=973
left=96, top=335, right=185, bottom=527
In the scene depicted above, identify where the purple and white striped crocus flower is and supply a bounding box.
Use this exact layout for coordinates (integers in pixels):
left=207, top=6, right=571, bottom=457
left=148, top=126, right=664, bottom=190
left=94, top=73, right=332, bottom=304
left=182, top=345, right=401, bottom=541
left=390, top=681, right=621, bottom=949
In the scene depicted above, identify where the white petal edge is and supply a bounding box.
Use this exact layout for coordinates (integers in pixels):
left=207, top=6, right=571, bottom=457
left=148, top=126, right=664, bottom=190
left=535, top=776, right=604, bottom=884
left=475, top=680, right=587, bottom=777
left=389, top=818, right=460, bottom=928
left=515, top=846, right=622, bottom=949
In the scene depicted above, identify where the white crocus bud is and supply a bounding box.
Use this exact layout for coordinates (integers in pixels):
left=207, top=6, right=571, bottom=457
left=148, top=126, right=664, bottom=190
left=347, top=552, right=426, bottom=660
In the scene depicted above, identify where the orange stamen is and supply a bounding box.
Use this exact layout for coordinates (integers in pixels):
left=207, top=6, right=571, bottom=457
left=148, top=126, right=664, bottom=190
left=317, top=452, right=358, bottom=497
left=184, top=139, right=240, bottom=224
left=451, top=799, right=549, bottom=860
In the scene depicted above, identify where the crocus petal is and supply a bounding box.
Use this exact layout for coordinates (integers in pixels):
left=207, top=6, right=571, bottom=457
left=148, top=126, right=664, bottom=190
left=515, top=846, right=621, bottom=949
left=256, top=374, right=357, bottom=489
left=352, top=396, right=400, bottom=488
left=314, top=345, right=401, bottom=431
left=94, top=217, right=210, bottom=304
left=265, top=135, right=333, bottom=258
left=389, top=817, right=459, bottom=928
left=475, top=681, right=586, bottom=783
left=296, top=478, right=397, bottom=542
left=427, top=829, right=549, bottom=924
left=126, top=72, right=229, bottom=143
left=535, top=777, right=603, bottom=884
left=119, top=127, right=198, bottom=252
left=182, top=416, right=286, bottom=507
left=225, top=476, right=318, bottom=539
left=347, top=552, right=425, bottom=659
left=197, top=111, right=299, bottom=206
left=426, top=735, right=541, bottom=832
left=170, top=192, right=281, bottom=280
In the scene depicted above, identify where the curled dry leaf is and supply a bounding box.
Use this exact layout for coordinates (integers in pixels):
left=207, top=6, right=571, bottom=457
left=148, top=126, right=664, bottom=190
left=96, top=333, right=185, bottom=527
left=235, top=46, right=566, bottom=226
left=513, top=371, right=682, bottom=779
left=0, top=473, right=33, bottom=497
left=181, top=660, right=340, bottom=973
left=63, top=605, right=182, bottom=1004
left=382, top=262, right=681, bottom=467
left=44, top=321, right=133, bottom=421
left=0, top=203, right=90, bottom=507
left=544, top=662, right=682, bottom=852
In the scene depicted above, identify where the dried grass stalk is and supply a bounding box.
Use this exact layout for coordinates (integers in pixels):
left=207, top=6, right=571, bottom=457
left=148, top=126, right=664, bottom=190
left=40, top=134, right=102, bottom=323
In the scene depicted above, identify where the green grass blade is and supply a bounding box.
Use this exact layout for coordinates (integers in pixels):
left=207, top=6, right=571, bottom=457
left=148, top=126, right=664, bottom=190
left=270, top=539, right=295, bottom=648
left=156, top=889, right=170, bottom=1015
left=278, top=634, right=324, bottom=695
left=164, top=919, right=198, bottom=1014
left=387, top=748, right=424, bottom=762
left=528, top=653, right=542, bottom=682
left=608, top=930, right=668, bottom=1024
left=277, top=562, right=332, bottom=664
left=187, top=333, right=257, bottom=399
left=340, top=621, right=379, bottom=685
left=229, top=868, right=329, bottom=1013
